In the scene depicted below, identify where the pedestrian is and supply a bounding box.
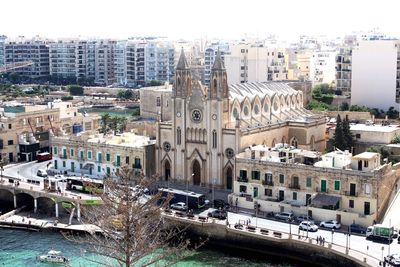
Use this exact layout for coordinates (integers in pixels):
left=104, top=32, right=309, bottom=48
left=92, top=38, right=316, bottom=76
left=317, top=236, right=320, bottom=245
left=322, top=237, right=325, bottom=246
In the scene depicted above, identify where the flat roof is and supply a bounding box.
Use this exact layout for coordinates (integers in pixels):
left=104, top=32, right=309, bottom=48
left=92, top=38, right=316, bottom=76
left=350, top=124, right=400, bottom=133
left=352, top=152, right=379, bottom=160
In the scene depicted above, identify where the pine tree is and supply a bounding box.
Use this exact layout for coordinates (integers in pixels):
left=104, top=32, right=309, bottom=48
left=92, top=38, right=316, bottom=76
left=342, top=115, right=353, bottom=151
left=333, top=115, right=346, bottom=151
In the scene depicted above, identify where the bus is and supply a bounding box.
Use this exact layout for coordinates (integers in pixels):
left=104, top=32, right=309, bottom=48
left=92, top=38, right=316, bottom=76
left=159, top=188, right=206, bottom=210
left=37, top=152, right=52, bottom=162
left=66, top=177, right=104, bottom=194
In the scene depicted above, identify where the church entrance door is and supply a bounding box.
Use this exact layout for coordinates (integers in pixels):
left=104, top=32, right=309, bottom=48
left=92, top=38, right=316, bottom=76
left=226, top=167, right=233, bottom=190
left=192, top=160, right=201, bottom=186
left=164, top=161, right=171, bottom=181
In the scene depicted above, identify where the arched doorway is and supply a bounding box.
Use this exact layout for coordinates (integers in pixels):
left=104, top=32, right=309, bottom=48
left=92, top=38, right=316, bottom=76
left=226, top=167, right=233, bottom=190
left=164, top=161, right=171, bottom=181
left=192, top=160, right=201, bottom=186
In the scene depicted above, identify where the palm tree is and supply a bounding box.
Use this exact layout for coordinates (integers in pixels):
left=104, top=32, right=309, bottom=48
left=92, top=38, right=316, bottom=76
left=100, top=113, right=111, bottom=133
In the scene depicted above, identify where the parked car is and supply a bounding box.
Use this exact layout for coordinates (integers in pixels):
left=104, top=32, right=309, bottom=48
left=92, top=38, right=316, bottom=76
left=208, top=209, right=227, bottom=220
left=299, top=221, right=318, bottom=232
left=295, top=215, right=314, bottom=224
left=393, top=229, right=399, bottom=239
left=170, top=202, right=188, bottom=211
left=274, top=212, right=294, bottom=221
left=384, top=254, right=400, bottom=266
left=320, top=220, right=341, bottom=229
left=36, top=169, right=48, bottom=177
left=350, top=224, right=367, bottom=234
left=213, top=199, right=230, bottom=210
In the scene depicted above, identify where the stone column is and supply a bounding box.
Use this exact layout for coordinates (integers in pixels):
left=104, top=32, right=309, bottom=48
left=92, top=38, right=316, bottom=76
left=55, top=202, right=59, bottom=218
left=34, top=198, right=37, bottom=213
left=13, top=194, right=17, bottom=209
left=76, top=202, right=81, bottom=222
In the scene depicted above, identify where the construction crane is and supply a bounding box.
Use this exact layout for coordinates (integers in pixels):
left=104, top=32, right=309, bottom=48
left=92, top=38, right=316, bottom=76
left=0, top=61, right=34, bottom=73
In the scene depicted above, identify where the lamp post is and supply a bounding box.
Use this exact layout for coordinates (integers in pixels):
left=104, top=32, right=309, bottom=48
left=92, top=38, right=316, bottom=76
left=331, top=229, right=335, bottom=244
left=381, top=246, right=384, bottom=263
left=212, top=178, right=216, bottom=208
left=187, top=173, right=193, bottom=209
left=388, top=219, right=392, bottom=256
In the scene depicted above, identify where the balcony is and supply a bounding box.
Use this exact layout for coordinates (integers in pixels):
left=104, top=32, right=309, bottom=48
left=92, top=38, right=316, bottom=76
left=262, top=180, right=274, bottom=186
left=344, top=191, right=358, bottom=197
left=59, top=154, right=68, bottom=159
left=237, top=176, right=248, bottom=183
left=315, top=187, right=329, bottom=193
left=133, top=164, right=142, bottom=169
left=289, top=184, right=300, bottom=190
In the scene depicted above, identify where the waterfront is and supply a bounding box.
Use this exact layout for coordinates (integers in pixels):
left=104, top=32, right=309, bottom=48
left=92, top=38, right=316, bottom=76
left=0, top=229, right=300, bottom=267
left=78, top=107, right=138, bottom=117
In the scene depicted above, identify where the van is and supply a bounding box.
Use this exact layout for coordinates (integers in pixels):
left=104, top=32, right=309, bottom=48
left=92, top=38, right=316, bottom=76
left=37, top=169, right=48, bottom=177
left=274, top=212, right=294, bottom=221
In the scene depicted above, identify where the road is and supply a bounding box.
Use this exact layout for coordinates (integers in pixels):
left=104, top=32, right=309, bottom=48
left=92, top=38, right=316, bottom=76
left=3, top=160, right=50, bottom=182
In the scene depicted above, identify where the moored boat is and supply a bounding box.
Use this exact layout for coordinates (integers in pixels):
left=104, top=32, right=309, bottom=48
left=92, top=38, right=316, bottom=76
left=37, top=250, right=69, bottom=263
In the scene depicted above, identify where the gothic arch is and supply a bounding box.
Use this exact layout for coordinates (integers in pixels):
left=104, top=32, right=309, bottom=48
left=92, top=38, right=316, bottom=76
left=163, top=160, right=171, bottom=181
left=281, top=136, right=287, bottom=144
left=252, top=95, right=262, bottom=117
left=271, top=138, right=277, bottom=147
left=203, top=129, right=207, bottom=142
left=224, top=163, right=234, bottom=190
left=191, top=159, right=201, bottom=186
left=290, top=137, right=298, bottom=148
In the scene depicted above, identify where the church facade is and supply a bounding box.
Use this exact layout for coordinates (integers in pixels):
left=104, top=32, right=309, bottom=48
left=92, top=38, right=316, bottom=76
left=156, top=50, right=326, bottom=189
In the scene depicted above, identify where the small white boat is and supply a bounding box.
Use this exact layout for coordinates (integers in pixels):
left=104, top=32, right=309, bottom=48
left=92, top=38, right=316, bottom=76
left=38, top=250, right=69, bottom=263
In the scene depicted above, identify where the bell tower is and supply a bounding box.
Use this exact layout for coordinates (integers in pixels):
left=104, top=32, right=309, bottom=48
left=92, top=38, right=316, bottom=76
left=208, top=50, right=228, bottom=100
left=173, top=48, right=192, bottom=98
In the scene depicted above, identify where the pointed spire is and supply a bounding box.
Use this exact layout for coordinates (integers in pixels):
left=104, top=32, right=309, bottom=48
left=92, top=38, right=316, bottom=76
left=176, top=47, right=190, bottom=70
left=212, top=49, right=225, bottom=70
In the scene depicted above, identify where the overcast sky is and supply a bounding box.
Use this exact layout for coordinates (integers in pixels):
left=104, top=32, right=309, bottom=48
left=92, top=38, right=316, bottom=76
left=1, top=0, right=399, bottom=41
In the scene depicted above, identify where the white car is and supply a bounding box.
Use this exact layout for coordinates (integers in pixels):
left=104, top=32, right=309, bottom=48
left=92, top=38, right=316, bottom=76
left=170, top=202, right=188, bottom=211
left=299, top=221, right=318, bottom=232
left=320, top=220, right=341, bottom=229
left=385, top=254, right=400, bottom=266
left=36, top=169, right=48, bottom=177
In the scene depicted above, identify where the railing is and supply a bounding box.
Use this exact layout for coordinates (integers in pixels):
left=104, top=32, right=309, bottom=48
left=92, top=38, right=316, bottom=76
left=315, top=187, right=329, bottom=193
left=262, top=180, right=274, bottom=186
left=289, top=184, right=300, bottom=190
left=237, top=176, right=248, bottom=183
left=344, top=191, right=358, bottom=197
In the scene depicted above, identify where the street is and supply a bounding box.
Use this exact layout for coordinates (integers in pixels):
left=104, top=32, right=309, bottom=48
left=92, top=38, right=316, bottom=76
left=3, top=160, right=50, bottom=182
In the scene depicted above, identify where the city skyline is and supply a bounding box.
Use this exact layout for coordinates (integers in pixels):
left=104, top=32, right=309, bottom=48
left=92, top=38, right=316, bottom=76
left=1, top=0, right=400, bottom=41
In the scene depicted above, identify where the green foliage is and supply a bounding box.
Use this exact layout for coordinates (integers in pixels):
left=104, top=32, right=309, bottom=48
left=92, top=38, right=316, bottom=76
left=61, top=96, right=74, bottom=101
left=333, top=115, right=346, bottom=150
left=312, top=84, right=335, bottom=105
left=391, top=134, right=400, bottom=144
left=306, top=100, right=336, bottom=111
left=99, top=113, right=128, bottom=134
left=148, top=80, right=164, bottom=87
left=131, top=108, right=140, bottom=116
left=68, top=85, right=84, bottom=96
left=342, top=115, right=353, bottom=150
left=340, top=102, right=349, bottom=111
left=386, top=106, right=399, bottom=119
left=367, top=146, right=390, bottom=164
left=349, top=105, right=372, bottom=112
left=117, top=89, right=134, bottom=100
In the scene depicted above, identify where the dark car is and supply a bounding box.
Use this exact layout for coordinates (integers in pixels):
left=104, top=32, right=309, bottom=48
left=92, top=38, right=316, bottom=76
left=208, top=209, right=227, bottom=220
left=350, top=224, right=367, bottom=234
left=213, top=199, right=230, bottom=210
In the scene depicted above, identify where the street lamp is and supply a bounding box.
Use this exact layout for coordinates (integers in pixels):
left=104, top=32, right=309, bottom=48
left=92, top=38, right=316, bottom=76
left=212, top=178, right=216, bottom=208
left=187, top=173, right=193, bottom=209
left=331, top=229, right=335, bottom=244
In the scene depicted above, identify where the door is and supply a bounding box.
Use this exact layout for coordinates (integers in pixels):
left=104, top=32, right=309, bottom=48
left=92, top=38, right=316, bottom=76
left=164, top=161, right=171, bottom=181
left=192, top=160, right=201, bottom=186
left=336, top=214, right=341, bottom=224
left=358, top=160, right=362, bottom=171
left=321, top=180, right=327, bottom=192
left=54, top=160, right=58, bottom=169
left=364, top=202, right=370, bottom=215
left=71, top=162, right=75, bottom=172
left=306, top=194, right=311, bottom=206
left=279, top=190, right=284, bottom=201
left=253, top=187, right=258, bottom=198
left=350, top=183, right=356, bottom=196
left=226, top=167, right=233, bottom=190
left=89, top=167, right=93, bottom=175
left=8, top=153, right=13, bottom=163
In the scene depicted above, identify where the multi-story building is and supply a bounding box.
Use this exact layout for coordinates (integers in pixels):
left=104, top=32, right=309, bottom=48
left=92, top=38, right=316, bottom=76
left=351, top=40, right=400, bottom=110
left=94, top=40, right=116, bottom=86
left=335, top=36, right=357, bottom=96
left=50, top=132, right=155, bottom=179
left=296, top=50, right=312, bottom=81
left=139, top=84, right=172, bottom=121
left=309, top=48, right=337, bottom=86
left=5, top=37, right=50, bottom=78
left=114, top=40, right=127, bottom=85
left=75, top=40, right=96, bottom=84
left=204, top=43, right=228, bottom=85
left=0, top=35, right=6, bottom=66
left=231, top=145, right=399, bottom=226
left=49, top=40, right=77, bottom=79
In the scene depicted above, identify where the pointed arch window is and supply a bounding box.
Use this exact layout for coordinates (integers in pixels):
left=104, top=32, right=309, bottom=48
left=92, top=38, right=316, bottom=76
left=177, top=127, right=182, bottom=145
left=212, top=130, right=217, bottom=148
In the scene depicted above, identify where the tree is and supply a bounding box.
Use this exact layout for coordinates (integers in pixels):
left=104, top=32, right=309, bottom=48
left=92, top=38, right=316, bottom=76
left=342, top=115, right=353, bottom=151
left=100, top=113, right=111, bottom=133
left=148, top=80, right=164, bottom=87
left=386, top=106, right=399, bottom=119
left=333, top=115, right=346, bottom=150
left=64, top=168, right=194, bottom=266
left=340, top=102, right=349, bottom=111
left=68, top=85, right=84, bottom=96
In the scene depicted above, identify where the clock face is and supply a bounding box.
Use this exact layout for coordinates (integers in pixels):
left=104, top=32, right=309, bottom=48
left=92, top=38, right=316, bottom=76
left=212, top=114, right=217, bottom=120
left=191, top=109, right=202, bottom=123
left=176, top=112, right=181, bottom=117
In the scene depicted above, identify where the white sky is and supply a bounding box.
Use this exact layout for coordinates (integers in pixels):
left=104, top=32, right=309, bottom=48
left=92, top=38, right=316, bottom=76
left=1, top=0, right=399, bottom=41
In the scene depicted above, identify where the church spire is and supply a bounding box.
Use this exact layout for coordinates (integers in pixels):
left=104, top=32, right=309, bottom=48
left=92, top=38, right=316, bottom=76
left=212, top=49, right=225, bottom=70
left=176, top=48, right=190, bottom=70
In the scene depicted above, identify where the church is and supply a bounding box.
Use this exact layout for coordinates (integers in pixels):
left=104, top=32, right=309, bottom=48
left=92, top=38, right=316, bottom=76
left=155, top=50, right=326, bottom=189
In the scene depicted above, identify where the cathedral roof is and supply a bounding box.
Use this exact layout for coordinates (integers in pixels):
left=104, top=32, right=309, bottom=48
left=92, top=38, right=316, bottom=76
left=212, top=50, right=225, bottom=70
left=229, top=82, right=298, bottom=101
left=176, top=48, right=190, bottom=70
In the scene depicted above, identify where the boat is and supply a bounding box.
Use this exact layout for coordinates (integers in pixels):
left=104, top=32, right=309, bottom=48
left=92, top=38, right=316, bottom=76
left=37, top=250, right=69, bottom=263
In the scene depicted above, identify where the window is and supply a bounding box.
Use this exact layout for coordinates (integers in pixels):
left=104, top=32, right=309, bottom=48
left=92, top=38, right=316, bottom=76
left=98, top=152, right=102, bottom=162
left=156, top=97, right=161, bottom=107
left=334, top=180, right=340, bottom=191
left=292, top=192, right=297, bottom=201
left=265, top=188, right=272, bottom=196
left=364, top=161, right=368, bottom=168
left=212, top=130, right=217, bottom=148
left=320, top=179, right=327, bottom=192
left=349, top=199, right=354, bottom=208
left=106, top=167, right=111, bottom=175
left=53, top=147, right=58, bottom=155
left=80, top=150, right=84, bottom=160
left=80, top=163, right=83, bottom=169
left=125, top=156, right=129, bottom=164
left=70, top=149, right=74, bottom=157
left=239, top=170, right=247, bottom=179
left=62, top=161, right=66, bottom=168
left=7, top=140, right=13, bottom=145
left=134, top=157, right=141, bottom=168
left=251, top=170, right=260, bottom=180
left=87, top=151, right=92, bottom=160
left=116, top=155, right=121, bottom=166
left=364, top=184, right=371, bottom=195
left=356, top=134, right=361, bottom=139
left=98, top=166, right=101, bottom=173
left=265, top=173, right=273, bottom=184
left=306, top=177, right=312, bottom=187
left=177, top=127, right=181, bottom=145
left=239, top=185, right=247, bottom=193
left=106, top=153, right=110, bottom=162
left=63, top=148, right=67, bottom=158
left=8, top=124, right=11, bottom=129
left=279, top=174, right=285, bottom=184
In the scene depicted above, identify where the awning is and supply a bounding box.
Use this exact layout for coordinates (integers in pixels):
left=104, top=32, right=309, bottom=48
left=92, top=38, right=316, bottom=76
left=82, top=163, right=95, bottom=170
left=311, top=194, right=341, bottom=208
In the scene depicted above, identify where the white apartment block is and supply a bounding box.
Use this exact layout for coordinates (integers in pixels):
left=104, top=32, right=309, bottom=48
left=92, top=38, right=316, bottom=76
left=0, top=35, right=6, bottom=66
left=309, top=49, right=337, bottom=86
left=204, top=43, right=229, bottom=85
left=351, top=40, right=400, bottom=110
left=49, top=40, right=77, bottom=79
left=94, top=40, right=116, bottom=86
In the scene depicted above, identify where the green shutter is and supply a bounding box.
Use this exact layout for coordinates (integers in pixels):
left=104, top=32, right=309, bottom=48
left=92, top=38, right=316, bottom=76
left=80, top=151, right=84, bottom=160
left=321, top=180, right=327, bottom=192
left=306, top=177, right=312, bottom=187
left=70, top=149, right=74, bottom=157
left=53, top=147, right=58, bottom=155
left=279, top=174, right=284, bottom=184
left=106, top=153, right=110, bottom=161
left=116, top=155, right=121, bottom=166
left=334, top=180, right=340, bottom=191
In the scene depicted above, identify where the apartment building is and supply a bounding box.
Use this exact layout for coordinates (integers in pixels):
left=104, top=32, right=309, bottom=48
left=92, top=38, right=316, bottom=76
left=231, top=145, right=399, bottom=227
left=50, top=132, right=155, bottom=179
left=95, top=40, right=116, bottom=86
left=139, top=84, right=172, bottom=121
left=351, top=40, right=400, bottom=110
left=204, top=43, right=228, bottom=85
left=335, top=36, right=357, bottom=96
left=296, top=50, right=312, bottom=81
left=49, top=40, right=77, bottom=79
left=4, top=37, right=50, bottom=78
left=0, top=35, right=6, bottom=66
left=309, top=48, right=337, bottom=86
left=76, top=40, right=96, bottom=83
